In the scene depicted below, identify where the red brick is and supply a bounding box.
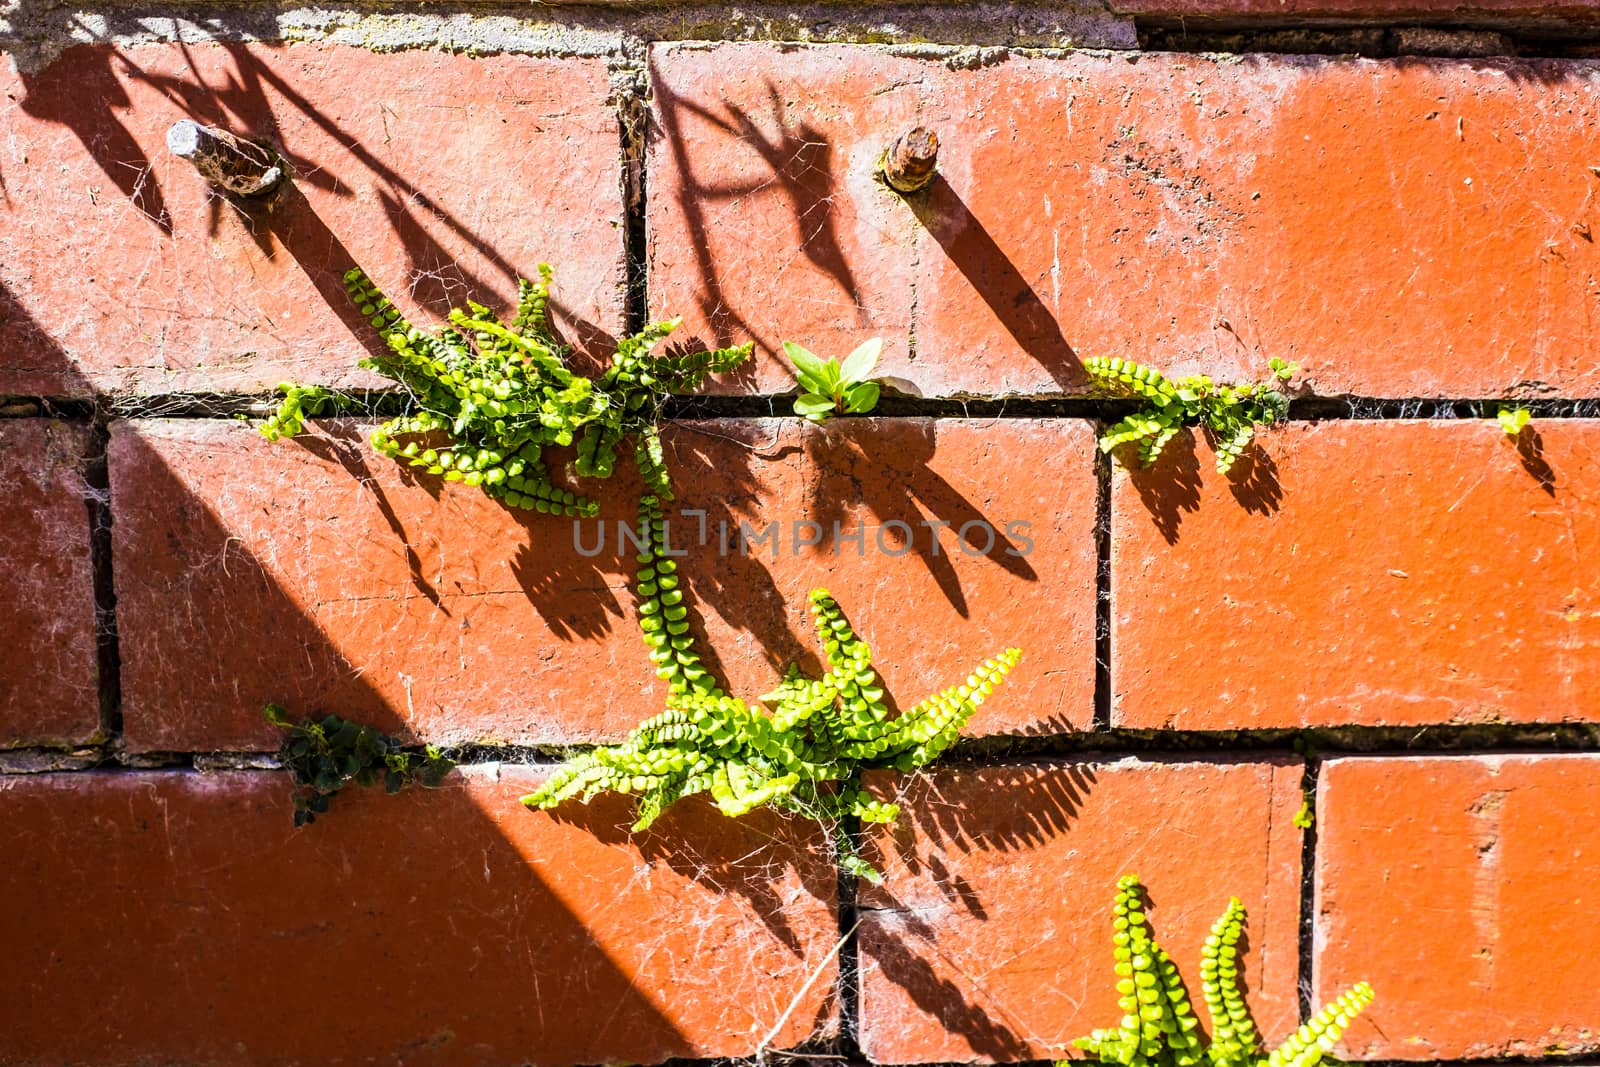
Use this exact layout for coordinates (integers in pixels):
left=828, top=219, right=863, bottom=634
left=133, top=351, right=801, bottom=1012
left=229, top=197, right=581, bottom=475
left=0, top=420, right=99, bottom=747
left=856, top=757, right=1305, bottom=1064
left=1113, top=420, right=1600, bottom=729
left=0, top=767, right=837, bottom=1065
left=111, top=417, right=1094, bottom=751
left=1316, top=754, right=1600, bottom=1059
left=0, top=44, right=624, bottom=397
left=648, top=44, right=1600, bottom=398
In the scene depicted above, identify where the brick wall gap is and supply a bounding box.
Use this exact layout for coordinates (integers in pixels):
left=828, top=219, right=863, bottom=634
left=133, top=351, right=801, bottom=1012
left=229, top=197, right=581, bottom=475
left=0, top=399, right=97, bottom=420
left=0, top=748, right=106, bottom=774
left=835, top=816, right=867, bottom=1060
left=16, top=724, right=1592, bottom=778
left=1290, top=396, right=1600, bottom=421
left=30, top=395, right=1600, bottom=424
left=1295, top=754, right=1319, bottom=1024
left=81, top=417, right=123, bottom=748
left=1092, top=445, right=1113, bottom=733
left=1135, top=17, right=1600, bottom=57
left=10, top=8, right=1600, bottom=64
left=614, top=58, right=651, bottom=336
left=0, top=3, right=1140, bottom=61
left=945, top=723, right=1600, bottom=762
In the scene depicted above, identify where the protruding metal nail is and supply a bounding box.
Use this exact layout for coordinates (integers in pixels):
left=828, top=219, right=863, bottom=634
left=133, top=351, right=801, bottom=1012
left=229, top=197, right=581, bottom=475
left=167, top=119, right=284, bottom=197
left=881, top=126, right=938, bottom=194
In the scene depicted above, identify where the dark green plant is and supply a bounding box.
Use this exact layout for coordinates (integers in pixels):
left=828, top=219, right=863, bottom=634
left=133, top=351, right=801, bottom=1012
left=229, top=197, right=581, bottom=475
left=784, top=337, right=883, bottom=422
left=522, top=495, right=1022, bottom=881
left=1068, top=875, right=1373, bottom=1067
left=263, top=265, right=752, bottom=514
left=264, top=704, right=454, bottom=826
left=1087, top=357, right=1296, bottom=474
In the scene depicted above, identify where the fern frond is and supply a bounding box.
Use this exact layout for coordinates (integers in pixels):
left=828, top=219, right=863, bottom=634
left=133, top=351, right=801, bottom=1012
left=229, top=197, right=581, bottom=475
left=512, top=263, right=556, bottom=340
left=259, top=384, right=339, bottom=441
left=1087, top=356, right=1293, bottom=471
left=1067, top=878, right=1373, bottom=1067
left=264, top=266, right=750, bottom=512
left=652, top=341, right=757, bottom=392
left=522, top=497, right=1024, bottom=869
left=1201, top=897, right=1262, bottom=1067
left=1264, top=983, right=1374, bottom=1067
left=635, top=496, right=720, bottom=697
left=1088, top=356, right=1179, bottom=404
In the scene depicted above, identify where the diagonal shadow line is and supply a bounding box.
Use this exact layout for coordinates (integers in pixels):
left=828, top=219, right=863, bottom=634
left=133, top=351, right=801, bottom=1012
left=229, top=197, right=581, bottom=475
left=789, top=420, right=1037, bottom=620
left=911, top=174, right=1084, bottom=390
left=860, top=912, right=1034, bottom=1061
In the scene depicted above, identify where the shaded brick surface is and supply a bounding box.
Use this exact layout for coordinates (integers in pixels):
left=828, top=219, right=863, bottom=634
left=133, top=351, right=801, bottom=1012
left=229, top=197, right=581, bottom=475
left=111, top=417, right=1094, bottom=751
left=856, top=757, right=1305, bottom=1064
left=1113, top=421, right=1600, bottom=729
left=1316, top=755, right=1600, bottom=1059
left=0, top=420, right=99, bottom=747
left=0, top=43, right=625, bottom=397
left=0, top=767, right=838, bottom=1066
left=649, top=44, right=1600, bottom=398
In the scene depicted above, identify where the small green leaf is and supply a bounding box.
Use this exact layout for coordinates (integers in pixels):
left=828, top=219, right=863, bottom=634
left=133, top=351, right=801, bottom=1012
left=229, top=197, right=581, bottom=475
left=794, top=393, right=837, bottom=419
left=1498, top=406, right=1532, bottom=437
left=1292, top=798, right=1315, bottom=829
left=782, top=341, right=831, bottom=392
left=843, top=380, right=880, bottom=414
left=839, top=337, right=883, bottom=383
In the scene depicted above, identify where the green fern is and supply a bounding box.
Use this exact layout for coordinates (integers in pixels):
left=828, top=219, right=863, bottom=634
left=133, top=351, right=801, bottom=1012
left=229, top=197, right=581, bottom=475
left=264, top=705, right=454, bottom=826
left=263, top=266, right=752, bottom=515
left=1068, top=876, right=1373, bottom=1067
left=522, top=495, right=1022, bottom=880
left=259, top=383, right=339, bottom=441
left=1087, top=357, right=1295, bottom=474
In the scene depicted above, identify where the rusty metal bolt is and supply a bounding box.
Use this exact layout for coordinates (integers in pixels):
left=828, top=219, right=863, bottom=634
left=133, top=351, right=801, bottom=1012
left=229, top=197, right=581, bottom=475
left=881, top=126, right=939, bottom=194
left=166, top=119, right=284, bottom=197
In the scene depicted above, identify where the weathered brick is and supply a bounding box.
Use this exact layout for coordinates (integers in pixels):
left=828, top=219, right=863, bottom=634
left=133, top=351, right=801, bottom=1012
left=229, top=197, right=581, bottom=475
left=856, top=757, right=1305, bottom=1064
left=1316, top=754, right=1600, bottom=1059
left=112, top=417, right=1093, bottom=751
left=1113, top=421, right=1600, bottom=729
left=0, top=767, right=837, bottom=1066
left=0, top=420, right=99, bottom=747
left=0, top=43, right=624, bottom=397
left=648, top=44, right=1600, bottom=398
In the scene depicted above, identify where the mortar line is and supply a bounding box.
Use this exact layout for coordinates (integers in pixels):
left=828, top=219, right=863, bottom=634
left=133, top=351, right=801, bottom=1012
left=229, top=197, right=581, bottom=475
left=1091, top=443, right=1113, bottom=732
left=1296, top=754, right=1320, bottom=1023
left=614, top=55, right=651, bottom=337
left=83, top=416, right=123, bottom=745
left=14, top=393, right=1600, bottom=424
left=5, top=3, right=1600, bottom=57
left=12, top=725, right=1600, bottom=777
left=1138, top=16, right=1600, bottom=57
left=835, top=815, right=865, bottom=1060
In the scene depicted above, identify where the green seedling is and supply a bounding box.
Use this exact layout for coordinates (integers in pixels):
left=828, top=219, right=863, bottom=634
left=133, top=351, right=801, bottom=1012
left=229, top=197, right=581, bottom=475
left=783, top=337, right=884, bottom=422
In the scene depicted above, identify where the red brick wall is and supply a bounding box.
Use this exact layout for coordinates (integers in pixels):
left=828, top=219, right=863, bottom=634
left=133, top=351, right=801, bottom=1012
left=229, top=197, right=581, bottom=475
left=4, top=3, right=1599, bottom=1064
